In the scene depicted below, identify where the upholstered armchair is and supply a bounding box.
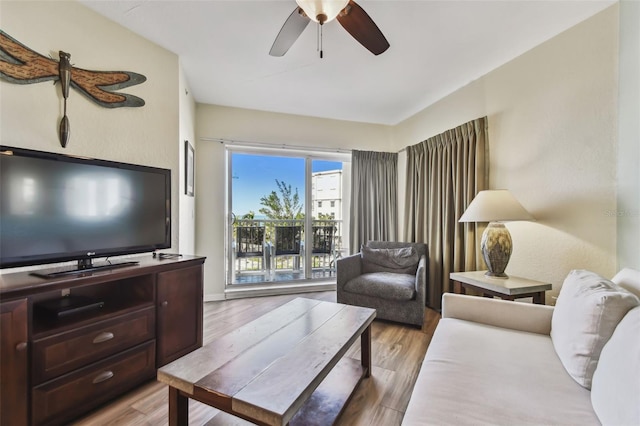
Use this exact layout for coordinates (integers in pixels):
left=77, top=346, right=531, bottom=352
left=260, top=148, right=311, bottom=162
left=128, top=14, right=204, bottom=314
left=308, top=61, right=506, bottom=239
left=337, top=241, right=428, bottom=327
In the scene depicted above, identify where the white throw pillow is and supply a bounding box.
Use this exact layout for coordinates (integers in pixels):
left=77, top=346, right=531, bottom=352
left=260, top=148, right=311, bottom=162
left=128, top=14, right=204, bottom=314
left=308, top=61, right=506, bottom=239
left=551, top=269, right=639, bottom=389
left=591, top=306, right=640, bottom=425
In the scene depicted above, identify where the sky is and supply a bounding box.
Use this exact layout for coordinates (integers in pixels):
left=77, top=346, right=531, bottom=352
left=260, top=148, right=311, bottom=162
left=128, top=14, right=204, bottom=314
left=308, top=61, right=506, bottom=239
left=231, top=153, right=342, bottom=217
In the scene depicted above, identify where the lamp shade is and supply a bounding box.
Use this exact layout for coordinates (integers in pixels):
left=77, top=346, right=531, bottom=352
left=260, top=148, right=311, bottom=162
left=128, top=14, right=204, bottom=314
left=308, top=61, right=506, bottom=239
left=459, top=190, right=533, bottom=278
left=295, top=0, right=350, bottom=24
left=459, top=190, right=534, bottom=223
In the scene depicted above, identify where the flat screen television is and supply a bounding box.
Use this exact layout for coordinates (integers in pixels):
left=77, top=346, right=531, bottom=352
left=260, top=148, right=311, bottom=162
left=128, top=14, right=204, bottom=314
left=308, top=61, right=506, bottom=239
left=0, top=146, right=171, bottom=277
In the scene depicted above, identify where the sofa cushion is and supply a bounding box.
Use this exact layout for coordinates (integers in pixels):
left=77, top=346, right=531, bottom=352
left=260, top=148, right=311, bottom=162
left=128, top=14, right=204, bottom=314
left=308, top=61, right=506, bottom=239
left=551, top=269, right=639, bottom=389
left=591, top=306, right=640, bottom=426
left=361, top=246, right=419, bottom=275
left=344, top=272, right=416, bottom=301
left=402, top=318, right=599, bottom=425
left=611, top=267, right=640, bottom=298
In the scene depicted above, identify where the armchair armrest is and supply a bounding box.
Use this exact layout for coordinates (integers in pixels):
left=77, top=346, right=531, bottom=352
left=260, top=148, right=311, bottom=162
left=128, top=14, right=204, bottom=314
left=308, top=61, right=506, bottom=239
left=441, top=293, right=554, bottom=335
left=336, top=253, right=362, bottom=291
left=415, top=255, right=427, bottom=306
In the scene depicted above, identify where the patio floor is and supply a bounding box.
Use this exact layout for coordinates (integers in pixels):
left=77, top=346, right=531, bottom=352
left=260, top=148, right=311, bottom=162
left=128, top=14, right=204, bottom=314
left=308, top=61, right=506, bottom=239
left=231, top=268, right=336, bottom=285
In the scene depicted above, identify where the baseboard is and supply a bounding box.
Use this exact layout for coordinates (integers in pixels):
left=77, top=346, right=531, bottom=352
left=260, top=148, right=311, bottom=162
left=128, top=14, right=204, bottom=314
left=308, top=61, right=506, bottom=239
left=224, top=282, right=336, bottom=300
left=204, top=292, right=226, bottom=302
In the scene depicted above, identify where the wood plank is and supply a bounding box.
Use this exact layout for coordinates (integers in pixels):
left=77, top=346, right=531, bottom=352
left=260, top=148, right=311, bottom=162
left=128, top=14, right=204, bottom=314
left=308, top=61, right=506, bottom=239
left=158, top=298, right=324, bottom=394
left=289, top=357, right=364, bottom=426
left=206, top=411, right=254, bottom=425
left=194, top=301, right=345, bottom=400
left=206, top=358, right=365, bottom=426
left=334, top=365, right=395, bottom=426
left=231, top=303, right=375, bottom=425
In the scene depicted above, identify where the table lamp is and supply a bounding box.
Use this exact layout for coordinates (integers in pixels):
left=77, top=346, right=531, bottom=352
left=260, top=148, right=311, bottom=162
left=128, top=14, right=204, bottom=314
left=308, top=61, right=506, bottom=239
left=459, top=189, right=534, bottom=278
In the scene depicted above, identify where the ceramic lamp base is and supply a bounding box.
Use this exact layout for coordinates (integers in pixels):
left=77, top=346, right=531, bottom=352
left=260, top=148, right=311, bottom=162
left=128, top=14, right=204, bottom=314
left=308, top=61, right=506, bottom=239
left=481, top=222, right=512, bottom=279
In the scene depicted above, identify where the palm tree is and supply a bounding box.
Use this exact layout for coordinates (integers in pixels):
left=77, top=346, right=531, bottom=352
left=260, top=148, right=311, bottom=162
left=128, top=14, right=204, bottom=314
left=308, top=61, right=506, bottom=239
left=259, top=179, right=304, bottom=220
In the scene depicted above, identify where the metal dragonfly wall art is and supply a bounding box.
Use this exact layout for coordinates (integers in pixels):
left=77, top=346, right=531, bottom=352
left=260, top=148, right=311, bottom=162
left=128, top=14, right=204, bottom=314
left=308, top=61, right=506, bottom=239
left=0, top=30, right=147, bottom=147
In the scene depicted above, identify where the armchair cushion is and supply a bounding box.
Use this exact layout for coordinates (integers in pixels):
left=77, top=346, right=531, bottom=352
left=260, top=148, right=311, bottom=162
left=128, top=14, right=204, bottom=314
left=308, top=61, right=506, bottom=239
left=344, top=272, right=416, bottom=302
left=361, top=246, right=419, bottom=275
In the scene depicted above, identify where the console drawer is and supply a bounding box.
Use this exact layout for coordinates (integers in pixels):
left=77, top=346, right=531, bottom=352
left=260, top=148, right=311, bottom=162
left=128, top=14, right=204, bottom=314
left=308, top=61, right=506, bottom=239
left=32, top=307, right=155, bottom=384
left=32, top=340, right=155, bottom=426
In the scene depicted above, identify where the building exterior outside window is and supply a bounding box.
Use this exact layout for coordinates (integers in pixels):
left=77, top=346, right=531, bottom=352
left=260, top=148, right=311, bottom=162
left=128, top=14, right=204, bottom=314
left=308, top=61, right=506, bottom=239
left=312, top=170, right=342, bottom=220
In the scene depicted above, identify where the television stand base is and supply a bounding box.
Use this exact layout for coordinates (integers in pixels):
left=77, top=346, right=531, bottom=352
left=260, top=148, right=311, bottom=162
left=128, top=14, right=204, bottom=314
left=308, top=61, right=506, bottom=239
left=30, top=260, right=139, bottom=279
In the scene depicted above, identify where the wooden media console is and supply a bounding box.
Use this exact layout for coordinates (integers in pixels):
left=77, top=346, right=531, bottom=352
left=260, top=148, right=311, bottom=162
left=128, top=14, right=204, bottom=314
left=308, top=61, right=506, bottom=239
left=0, top=255, right=205, bottom=426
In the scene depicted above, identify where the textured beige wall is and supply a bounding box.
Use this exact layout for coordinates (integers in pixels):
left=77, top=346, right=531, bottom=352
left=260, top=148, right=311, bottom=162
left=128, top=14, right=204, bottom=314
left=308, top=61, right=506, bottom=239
left=197, top=104, right=394, bottom=149
left=617, top=0, right=640, bottom=270
left=0, top=1, right=182, bottom=259
left=178, top=64, right=197, bottom=255
left=394, top=5, right=620, bottom=298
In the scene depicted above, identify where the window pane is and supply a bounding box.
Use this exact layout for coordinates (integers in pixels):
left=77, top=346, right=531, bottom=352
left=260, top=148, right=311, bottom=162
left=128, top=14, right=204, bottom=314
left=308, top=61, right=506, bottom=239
left=227, top=152, right=348, bottom=288
left=232, top=153, right=305, bottom=219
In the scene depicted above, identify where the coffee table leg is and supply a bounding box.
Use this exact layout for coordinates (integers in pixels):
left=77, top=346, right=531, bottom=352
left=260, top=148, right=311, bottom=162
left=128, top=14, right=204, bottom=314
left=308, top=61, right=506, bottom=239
left=168, top=386, right=189, bottom=426
left=361, top=324, right=372, bottom=378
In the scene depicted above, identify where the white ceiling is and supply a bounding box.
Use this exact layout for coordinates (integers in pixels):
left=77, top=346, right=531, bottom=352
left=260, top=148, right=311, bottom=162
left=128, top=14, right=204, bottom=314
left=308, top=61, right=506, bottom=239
left=80, top=0, right=615, bottom=125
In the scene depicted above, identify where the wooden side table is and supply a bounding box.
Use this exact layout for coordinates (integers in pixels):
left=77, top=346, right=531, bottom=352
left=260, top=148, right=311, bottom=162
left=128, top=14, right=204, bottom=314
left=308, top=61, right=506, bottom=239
left=450, top=271, right=552, bottom=304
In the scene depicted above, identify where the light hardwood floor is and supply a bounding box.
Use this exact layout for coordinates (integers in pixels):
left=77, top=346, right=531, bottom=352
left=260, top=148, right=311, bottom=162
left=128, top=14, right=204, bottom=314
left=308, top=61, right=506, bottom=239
left=71, top=291, right=440, bottom=426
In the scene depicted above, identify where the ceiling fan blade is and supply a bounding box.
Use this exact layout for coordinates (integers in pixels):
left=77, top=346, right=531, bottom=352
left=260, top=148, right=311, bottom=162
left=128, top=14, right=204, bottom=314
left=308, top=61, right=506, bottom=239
left=337, top=0, right=389, bottom=55
left=269, top=7, right=310, bottom=57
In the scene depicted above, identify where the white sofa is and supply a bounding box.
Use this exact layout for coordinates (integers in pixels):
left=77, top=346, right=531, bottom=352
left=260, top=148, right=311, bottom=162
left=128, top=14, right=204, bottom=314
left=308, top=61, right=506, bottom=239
left=402, top=268, right=640, bottom=426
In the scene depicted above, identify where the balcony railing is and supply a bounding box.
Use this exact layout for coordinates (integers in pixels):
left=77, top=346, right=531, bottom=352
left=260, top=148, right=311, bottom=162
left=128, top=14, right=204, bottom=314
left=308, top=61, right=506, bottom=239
left=230, top=219, right=344, bottom=284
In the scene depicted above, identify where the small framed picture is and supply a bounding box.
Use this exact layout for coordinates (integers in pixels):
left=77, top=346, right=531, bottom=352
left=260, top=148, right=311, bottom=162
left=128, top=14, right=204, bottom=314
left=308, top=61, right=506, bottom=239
left=185, top=140, right=194, bottom=196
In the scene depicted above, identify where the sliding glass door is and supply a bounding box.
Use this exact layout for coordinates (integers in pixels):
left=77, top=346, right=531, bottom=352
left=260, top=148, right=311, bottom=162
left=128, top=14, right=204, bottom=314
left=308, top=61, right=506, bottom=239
left=226, top=148, right=349, bottom=287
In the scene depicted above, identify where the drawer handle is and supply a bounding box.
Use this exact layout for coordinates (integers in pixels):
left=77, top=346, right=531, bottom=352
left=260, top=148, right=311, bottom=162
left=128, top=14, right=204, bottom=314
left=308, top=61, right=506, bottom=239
left=15, top=342, right=27, bottom=352
left=92, top=370, right=114, bottom=384
left=93, top=332, right=115, bottom=344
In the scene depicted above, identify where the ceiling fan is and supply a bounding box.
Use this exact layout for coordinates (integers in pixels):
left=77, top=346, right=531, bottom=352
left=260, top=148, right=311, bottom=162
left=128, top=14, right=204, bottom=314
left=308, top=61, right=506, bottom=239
left=269, top=0, right=389, bottom=57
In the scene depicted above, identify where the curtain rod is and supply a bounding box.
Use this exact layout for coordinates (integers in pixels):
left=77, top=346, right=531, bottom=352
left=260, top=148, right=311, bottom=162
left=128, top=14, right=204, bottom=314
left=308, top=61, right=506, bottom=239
left=201, top=137, right=352, bottom=155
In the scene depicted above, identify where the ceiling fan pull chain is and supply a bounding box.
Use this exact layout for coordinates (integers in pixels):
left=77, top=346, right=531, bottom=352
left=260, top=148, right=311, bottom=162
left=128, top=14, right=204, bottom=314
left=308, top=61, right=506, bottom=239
left=316, top=23, right=324, bottom=58
left=320, top=23, right=324, bottom=59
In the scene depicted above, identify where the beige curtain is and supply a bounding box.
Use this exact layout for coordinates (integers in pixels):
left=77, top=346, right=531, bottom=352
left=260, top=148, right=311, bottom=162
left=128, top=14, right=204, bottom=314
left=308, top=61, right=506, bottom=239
left=404, top=117, right=488, bottom=309
left=350, top=150, right=398, bottom=253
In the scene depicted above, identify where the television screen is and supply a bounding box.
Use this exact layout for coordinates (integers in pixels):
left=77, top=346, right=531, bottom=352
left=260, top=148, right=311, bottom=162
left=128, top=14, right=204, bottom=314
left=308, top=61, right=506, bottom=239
left=0, top=146, right=171, bottom=270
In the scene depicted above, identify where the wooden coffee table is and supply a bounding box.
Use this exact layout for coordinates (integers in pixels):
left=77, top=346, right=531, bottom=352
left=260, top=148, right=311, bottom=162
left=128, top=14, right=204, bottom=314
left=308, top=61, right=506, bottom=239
left=157, top=298, right=376, bottom=426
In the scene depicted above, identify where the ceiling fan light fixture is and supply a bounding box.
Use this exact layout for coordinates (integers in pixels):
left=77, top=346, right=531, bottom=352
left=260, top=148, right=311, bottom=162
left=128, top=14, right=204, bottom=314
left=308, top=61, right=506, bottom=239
left=295, top=0, right=350, bottom=24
